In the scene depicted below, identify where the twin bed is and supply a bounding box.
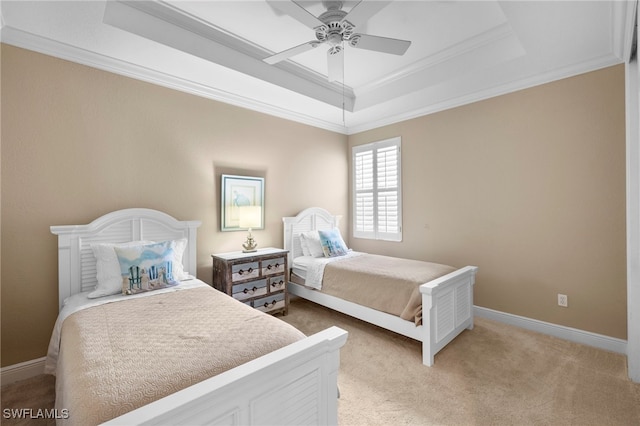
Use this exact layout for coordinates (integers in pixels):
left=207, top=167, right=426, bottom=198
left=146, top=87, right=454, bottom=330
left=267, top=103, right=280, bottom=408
left=283, top=207, right=478, bottom=367
left=47, top=208, right=347, bottom=425
left=46, top=207, right=476, bottom=424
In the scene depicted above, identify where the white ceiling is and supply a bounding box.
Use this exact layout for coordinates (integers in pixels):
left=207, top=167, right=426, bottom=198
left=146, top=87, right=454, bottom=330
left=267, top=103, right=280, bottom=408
left=1, top=1, right=637, bottom=134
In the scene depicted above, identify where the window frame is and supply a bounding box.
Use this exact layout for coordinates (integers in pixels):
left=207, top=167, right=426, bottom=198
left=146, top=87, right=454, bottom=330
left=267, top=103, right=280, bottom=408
left=351, top=137, right=402, bottom=242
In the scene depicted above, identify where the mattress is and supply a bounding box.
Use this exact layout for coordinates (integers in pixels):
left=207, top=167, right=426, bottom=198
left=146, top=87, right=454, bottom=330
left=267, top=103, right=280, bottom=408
left=292, top=253, right=456, bottom=325
left=291, top=251, right=363, bottom=288
left=290, top=255, right=315, bottom=280
left=47, top=281, right=305, bottom=425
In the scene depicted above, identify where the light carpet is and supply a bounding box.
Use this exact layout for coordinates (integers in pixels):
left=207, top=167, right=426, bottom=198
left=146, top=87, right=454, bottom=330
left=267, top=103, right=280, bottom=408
left=2, top=297, right=639, bottom=425
left=280, top=298, right=640, bottom=425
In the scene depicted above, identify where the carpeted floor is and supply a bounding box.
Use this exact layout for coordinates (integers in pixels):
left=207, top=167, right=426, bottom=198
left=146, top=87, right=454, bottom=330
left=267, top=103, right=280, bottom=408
left=2, top=297, right=640, bottom=425
left=1, top=373, right=55, bottom=425
left=282, top=299, right=640, bottom=425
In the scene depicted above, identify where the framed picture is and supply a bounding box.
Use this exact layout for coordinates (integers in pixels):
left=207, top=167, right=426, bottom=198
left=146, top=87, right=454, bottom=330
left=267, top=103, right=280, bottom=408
left=221, top=174, right=265, bottom=232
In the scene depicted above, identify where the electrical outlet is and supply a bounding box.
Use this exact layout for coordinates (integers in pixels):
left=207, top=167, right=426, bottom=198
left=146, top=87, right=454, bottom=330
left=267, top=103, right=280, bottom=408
left=558, top=294, right=568, bottom=307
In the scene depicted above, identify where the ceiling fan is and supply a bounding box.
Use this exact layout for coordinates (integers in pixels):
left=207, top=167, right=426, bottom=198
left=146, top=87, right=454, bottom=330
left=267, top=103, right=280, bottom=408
left=263, top=0, right=412, bottom=82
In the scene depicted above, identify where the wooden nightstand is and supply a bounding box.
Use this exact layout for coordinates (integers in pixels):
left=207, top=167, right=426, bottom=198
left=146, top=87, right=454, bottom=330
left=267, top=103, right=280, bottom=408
left=211, top=248, right=289, bottom=315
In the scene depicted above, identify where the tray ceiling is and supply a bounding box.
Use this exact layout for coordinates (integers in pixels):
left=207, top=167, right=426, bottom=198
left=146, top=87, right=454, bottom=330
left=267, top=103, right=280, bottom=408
left=1, top=1, right=636, bottom=134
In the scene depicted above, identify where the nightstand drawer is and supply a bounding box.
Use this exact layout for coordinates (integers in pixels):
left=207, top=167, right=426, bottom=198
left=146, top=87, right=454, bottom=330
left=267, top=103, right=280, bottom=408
left=262, top=257, right=285, bottom=276
left=232, top=279, right=267, bottom=301
left=269, top=275, right=286, bottom=292
left=232, top=261, right=260, bottom=282
left=253, top=293, right=286, bottom=313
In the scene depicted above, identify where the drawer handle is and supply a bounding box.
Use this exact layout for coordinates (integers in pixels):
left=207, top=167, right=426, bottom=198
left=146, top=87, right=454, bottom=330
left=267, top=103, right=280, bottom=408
left=243, top=286, right=258, bottom=295
left=271, top=280, right=284, bottom=288
left=238, top=267, right=253, bottom=276
left=266, top=263, right=280, bottom=271
left=264, top=300, right=277, bottom=308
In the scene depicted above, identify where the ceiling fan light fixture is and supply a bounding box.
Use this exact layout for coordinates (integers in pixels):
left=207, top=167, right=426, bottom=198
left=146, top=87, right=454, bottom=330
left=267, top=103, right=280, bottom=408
left=348, top=34, right=361, bottom=48
left=316, top=21, right=349, bottom=43
left=328, top=44, right=343, bottom=55
left=263, top=0, right=411, bottom=80
left=327, top=32, right=343, bottom=47
left=341, top=21, right=355, bottom=40
left=315, top=26, right=329, bottom=42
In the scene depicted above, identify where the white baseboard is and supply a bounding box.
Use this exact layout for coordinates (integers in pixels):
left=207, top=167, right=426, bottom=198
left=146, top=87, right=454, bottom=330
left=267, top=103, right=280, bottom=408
left=474, top=306, right=628, bottom=355
left=1, top=357, right=46, bottom=386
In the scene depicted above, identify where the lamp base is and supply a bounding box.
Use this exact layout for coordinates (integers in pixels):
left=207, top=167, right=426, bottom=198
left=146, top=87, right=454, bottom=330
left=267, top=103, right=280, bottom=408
left=242, top=232, right=258, bottom=253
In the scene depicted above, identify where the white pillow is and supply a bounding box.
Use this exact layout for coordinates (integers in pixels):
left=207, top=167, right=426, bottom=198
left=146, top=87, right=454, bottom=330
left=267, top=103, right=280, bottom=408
left=88, top=238, right=189, bottom=298
left=298, top=235, right=310, bottom=257
left=170, top=238, right=189, bottom=280
left=299, top=231, right=324, bottom=258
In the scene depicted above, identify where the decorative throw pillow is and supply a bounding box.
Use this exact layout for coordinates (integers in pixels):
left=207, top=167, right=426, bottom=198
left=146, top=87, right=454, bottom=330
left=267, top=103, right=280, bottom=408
left=318, top=228, right=349, bottom=257
left=89, top=239, right=188, bottom=298
left=300, top=230, right=324, bottom=258
left=88, top=240, right=153, bottom=298
left=114, top=241, right=179, bottom=295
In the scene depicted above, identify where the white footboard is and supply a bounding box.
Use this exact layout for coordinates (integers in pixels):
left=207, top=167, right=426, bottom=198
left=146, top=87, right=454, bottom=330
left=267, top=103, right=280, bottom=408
left=104, top=326, right=348, bottom=426
left=288, top=265, right=477, bottom=367
left=420, top=266, right=477, bottom=366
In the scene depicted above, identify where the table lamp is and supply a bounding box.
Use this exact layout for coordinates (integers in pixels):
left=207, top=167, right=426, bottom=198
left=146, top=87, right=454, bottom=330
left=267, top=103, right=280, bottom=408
left=238, top=205, right=261, bottom=252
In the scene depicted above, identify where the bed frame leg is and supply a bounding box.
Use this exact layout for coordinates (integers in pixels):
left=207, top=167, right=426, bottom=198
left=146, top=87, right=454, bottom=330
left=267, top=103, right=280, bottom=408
left=423, top=342, right=435, bottom=366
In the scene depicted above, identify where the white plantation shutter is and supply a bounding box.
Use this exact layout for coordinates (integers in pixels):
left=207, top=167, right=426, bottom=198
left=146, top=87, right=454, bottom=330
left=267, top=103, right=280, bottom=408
left=352, top=137, right=402, bottom=241
left=354, top=150, right=374, bottom=235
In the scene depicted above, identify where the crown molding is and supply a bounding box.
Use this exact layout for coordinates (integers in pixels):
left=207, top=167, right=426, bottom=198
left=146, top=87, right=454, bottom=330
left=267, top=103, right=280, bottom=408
left=150, top=0, right=354, bottom=97
left=106, top=0, right=356, bottom=111
left=1, top=26, right=348, bottom=134
left=611, top=0, right=638, bottom=61
left=346, top=53, right=623, bottom=135
left=356, top=22, right=517, bottom=98
left=2, top=24, right=622, bottom=137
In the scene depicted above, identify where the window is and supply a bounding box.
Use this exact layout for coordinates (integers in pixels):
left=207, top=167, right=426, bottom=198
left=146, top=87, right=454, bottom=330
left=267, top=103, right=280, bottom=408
left=352, top=137, right=402, bottom=241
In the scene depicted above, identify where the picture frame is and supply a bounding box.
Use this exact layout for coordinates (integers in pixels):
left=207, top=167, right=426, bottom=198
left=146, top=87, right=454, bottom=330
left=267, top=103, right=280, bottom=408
left=221, top=174, right=265, bottom=232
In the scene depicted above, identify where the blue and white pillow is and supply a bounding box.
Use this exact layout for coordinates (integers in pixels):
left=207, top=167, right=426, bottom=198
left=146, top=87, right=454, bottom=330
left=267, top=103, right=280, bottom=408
left=89, top=240, right=153, bottom=298
left=318, top=228, right=349, bottom=257
left=114, top=241, right=179, bottom=295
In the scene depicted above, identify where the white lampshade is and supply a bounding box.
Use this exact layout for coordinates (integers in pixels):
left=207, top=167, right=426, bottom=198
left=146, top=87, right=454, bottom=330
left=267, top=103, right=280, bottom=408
left=238, top=206, right=262, bottom=229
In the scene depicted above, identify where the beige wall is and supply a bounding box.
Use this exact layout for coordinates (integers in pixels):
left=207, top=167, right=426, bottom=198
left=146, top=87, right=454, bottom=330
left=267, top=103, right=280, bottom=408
left=0, top=45, right=348, bottom=366
left=349, top=65, right=627, bottom=339
left=0, top=44, right=627, bottom=367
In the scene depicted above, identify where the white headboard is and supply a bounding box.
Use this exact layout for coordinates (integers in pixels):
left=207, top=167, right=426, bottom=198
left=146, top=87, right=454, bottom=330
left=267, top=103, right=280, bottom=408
left=282, top=207, right=342, bottom=259
left=51, top=208, right=201, bottom=310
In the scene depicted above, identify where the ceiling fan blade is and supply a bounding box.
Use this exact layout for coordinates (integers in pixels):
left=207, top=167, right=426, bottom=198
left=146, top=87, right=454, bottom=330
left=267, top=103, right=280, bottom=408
left=350, top=34, right=411, bottom=55
left=263, top=41, right=321, bottom=64
left=327, top=48, right=344, bottom=82
left=266, top=0, right=325, bottom=29
left=343, top=1, right=392, bottom=28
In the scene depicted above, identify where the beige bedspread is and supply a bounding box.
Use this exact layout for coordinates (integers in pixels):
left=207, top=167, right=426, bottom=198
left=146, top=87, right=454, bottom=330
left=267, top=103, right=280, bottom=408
left=321, top=254, right=456, bottom=325
left=55, top=286, right=305, bottom=425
